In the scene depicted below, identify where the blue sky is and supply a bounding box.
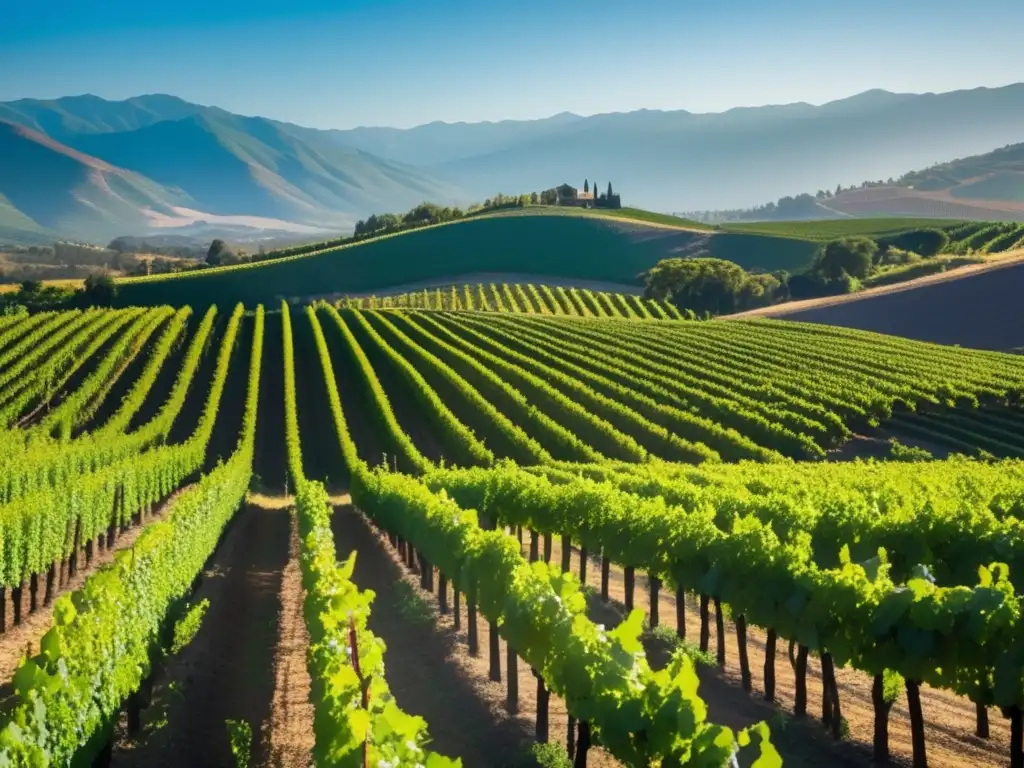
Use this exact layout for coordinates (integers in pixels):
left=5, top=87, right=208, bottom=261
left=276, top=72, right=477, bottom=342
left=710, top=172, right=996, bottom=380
left=2, top=0, right=1023, bottom=129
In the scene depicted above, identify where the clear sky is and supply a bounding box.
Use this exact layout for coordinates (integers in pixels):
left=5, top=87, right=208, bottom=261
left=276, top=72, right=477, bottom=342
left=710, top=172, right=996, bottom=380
left=3, top=0, right=1023, bottom=130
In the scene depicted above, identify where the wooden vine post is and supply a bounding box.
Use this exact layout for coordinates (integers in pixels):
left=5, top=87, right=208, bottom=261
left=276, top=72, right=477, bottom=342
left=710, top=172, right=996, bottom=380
left=489, top=623, right=501, bottom=682
left=600, top=555, right=610, bottom=601
left=699, top=595, right=710, bottom=653
left=467, top=591, right=479, bottom=657
left=534, top=668, right=550, bottom=742
left=763, top=630, right=776, bottom=702
left=794, top=645, right=809, bottom=718
left=649, top=577, right=660, bottom=627
left=573, top=721, right=591, bottom=768
left=506, top=644, right=518, bottom=714
left=871, top=673, right=892, bottom=763
left=905, top=679, right=927, bottom=768
left=736, top=615, right=751, bottom=692
left=1005, top=705, right=1023, bottom=768
left=713, top=597, right=726, bottom=668
left=438, top=573, right=449, bottom=614
left=675, top=586, right=686, bottom=641
left=624, top=566, right=635, bottom=612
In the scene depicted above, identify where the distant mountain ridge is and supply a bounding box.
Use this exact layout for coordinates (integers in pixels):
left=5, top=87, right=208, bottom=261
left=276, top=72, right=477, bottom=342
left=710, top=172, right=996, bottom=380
left=0, top=94, right=462, bottom=244
left=3, top=85, right=1024, bottom=244
left=0, top=120, right=192, bottom=242
left=699, top=140, right=1024, bottom=223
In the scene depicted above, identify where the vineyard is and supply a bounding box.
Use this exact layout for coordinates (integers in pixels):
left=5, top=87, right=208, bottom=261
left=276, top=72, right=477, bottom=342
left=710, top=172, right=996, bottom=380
left=0, top=303, right=1022, bottom=767
left=723, top=218, right=1024, bottom=255
left=337, top=282, right=688, bottom=319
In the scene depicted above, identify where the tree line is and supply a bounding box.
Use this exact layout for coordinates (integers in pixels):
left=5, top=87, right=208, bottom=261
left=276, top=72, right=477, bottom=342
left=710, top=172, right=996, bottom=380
left=684, top=178, right=904, bottom=224
left=644, top=227, right=951, bottom=315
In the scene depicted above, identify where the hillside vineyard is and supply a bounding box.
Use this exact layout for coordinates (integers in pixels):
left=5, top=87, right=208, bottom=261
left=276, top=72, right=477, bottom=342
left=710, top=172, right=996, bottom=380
left=0, top=305, right=1023, bottom=766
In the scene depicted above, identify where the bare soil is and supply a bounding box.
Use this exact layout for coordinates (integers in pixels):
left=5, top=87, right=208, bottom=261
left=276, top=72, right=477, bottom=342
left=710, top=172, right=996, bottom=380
left=112, top=504, right=297, bottom=768
left=539, top=534, right=1012, bottom=768
left=330, top=504, right=581, bottom=767
left=267, top=508, right=315, bottom=768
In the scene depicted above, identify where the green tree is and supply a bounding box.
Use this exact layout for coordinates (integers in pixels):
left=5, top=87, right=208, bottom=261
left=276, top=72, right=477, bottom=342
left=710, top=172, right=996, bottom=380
left=206, top=239, right=233, bottom=266
left=812, top=237, right=877, bottom=281
left=584, top=179, right=589, bottom=193
left=881, top=228, right=949, bottom=257
left=83, top=273, right=118, bottom=306
left=644, top=257, right=751, bottom=315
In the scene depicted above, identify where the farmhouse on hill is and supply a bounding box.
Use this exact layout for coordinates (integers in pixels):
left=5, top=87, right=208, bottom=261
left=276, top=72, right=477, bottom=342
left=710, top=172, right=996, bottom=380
left=556, top=182, right=595, bottom=207
left=551, top=179, right=622, bottom=209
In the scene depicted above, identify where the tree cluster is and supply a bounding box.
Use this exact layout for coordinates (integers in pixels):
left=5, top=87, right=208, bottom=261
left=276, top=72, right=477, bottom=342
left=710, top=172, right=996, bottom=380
left=644, top=257, right=787, bottom=316
left=790, top=229, right=950, bottom=299
left=352, top=196, right=534, bottom=241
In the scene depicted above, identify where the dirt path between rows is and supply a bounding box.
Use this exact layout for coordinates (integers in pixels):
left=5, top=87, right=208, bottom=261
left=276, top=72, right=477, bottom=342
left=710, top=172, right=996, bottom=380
left=330, top=505, right=555, bottom=767
left=267, top=507, right=315, bottom=768
left=538, top=535, right=1011, bottom=768
left=112, top=504, right=301, bottom=768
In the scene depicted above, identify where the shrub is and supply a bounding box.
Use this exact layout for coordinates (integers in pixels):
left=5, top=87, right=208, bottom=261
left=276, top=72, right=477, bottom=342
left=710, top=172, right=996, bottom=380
left=890, top=439, right=933, bottom=462
left=812, top=237, right=877, bottom=280
left=879, top=228, right=949, bottom=257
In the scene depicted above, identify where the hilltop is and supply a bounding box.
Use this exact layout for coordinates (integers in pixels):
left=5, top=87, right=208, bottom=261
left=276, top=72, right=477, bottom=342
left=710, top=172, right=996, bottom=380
left=113, top=207, right=821, bottom=307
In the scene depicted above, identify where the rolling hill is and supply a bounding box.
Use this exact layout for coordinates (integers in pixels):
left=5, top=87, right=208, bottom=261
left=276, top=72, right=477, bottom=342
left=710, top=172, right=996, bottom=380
left=111, top=208, right=861, bottom=308
left=822, top=142, right=1024, bottom=220
left=704, top=142, right=1024, bottom=223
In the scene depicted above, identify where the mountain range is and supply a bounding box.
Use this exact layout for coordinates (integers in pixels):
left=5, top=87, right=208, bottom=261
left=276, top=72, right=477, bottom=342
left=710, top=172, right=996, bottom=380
left=3, top=85, right=1024, bottom=244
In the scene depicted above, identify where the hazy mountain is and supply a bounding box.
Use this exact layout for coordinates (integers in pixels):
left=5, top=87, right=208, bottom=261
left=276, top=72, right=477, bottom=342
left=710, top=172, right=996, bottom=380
left=323, top=111, right=586, bottom=165
left=4, top=85, right=1024, bottom=245
left=324, top=84, right=1024, bottom=212
left=0, top=95, right=463, bottom=244
left=423, top=85, right=1024, bottom=211
left=712, top=140, right=1024, bottom=222
left=0, top=120, right=191, bottom=242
